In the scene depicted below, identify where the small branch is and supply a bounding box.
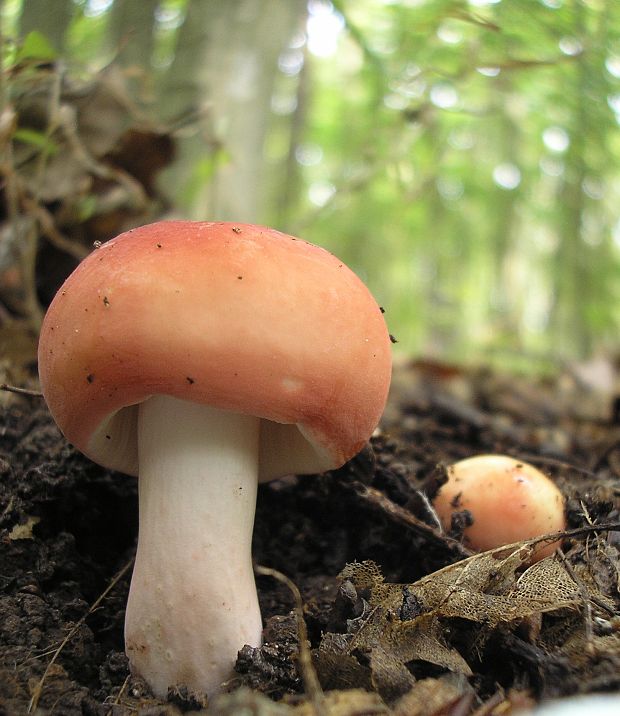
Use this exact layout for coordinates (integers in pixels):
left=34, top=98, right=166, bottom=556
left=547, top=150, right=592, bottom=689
left=560, top=547, right=616, bottom=618
left=105, top=674, right=131, bottom=716
left=59, top=103, right=148, bottom=211
left=331, top=0, right=386, bottom=96
left=415, top=488, right=444, bottom=532
left=21, top=196, right=89, bottom=260
left=254, top=565, right=327, bottom=716
left=591, top=438, right=620, bottom=473
left=517, top=453, right=597, bottom=479
left=32, top=62, right=64, bottom=206
left=28, top=559, right=133, bottom=713
left=349, top=483, right=474, bottom=560
left=1, top=496, right=14, bottom=521
left=0, top=383, right=43, bottom=398
left=557, top=547, right=595, bottom=648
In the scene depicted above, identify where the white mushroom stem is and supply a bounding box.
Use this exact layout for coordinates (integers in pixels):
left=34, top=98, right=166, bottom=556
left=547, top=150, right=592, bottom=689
left=124, top=394, right=263, bottom=699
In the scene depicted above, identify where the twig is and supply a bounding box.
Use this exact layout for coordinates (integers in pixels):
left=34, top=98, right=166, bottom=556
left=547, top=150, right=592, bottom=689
left=414, top=488, right=443, bottom=531
left=331, top=0, right=386, bottom=89
left=517, top=453, right=597, bottom=479
left=1, top=495, right=14, bottom=520
left=591, top=438, right=620, bottom=473
left=567, top=510, right=618, bottom=618
left=59, top=103, right=147, bottom=211
left=0, top=26, right=43, bottom=328
left=557, top=547, right=595, bottom=648
left=32, top=62, right=64, bottom=206
left=0, top=382, right=43, bottom=398
left=255, top=565, right=327, bottom=716
left=105, top=673, right=131, bottom=716
left=470, top=690, right=506, bottom=716
left=28, top=559, right=133, bottom=713
left=21, top=195, right=89, bottom=260
left=417, top=522, right=620, bottom=590
left=342, top=602, right=381, bottom=655
left=350, top=483, right=474, bottom=560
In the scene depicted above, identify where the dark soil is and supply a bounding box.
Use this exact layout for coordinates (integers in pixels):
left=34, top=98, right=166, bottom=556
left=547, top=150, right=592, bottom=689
left=1, top=358, right=620, bottom=715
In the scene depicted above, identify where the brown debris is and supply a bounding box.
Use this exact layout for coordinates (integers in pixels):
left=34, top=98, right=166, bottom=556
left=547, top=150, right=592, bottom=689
left=2, top=357, right=620, bottom=713
left=0, top=61, right=174, bottom=364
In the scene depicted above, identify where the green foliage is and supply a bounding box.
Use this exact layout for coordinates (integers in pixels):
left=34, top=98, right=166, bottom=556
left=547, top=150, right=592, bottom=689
left=9, top=0, right=620, bottom=366
left=15, top=30, right=57, bottom=62
left=181, top=148, right=233, bottom=211
left=13, top=127, right=58, bottom=155
left=281, top=0, right=620, bottom=364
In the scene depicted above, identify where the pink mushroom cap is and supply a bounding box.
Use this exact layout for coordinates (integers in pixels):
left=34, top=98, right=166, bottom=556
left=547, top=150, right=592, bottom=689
left=433, top=454, right=566, bottom=560
left=38, top=220, right=392, bottom=479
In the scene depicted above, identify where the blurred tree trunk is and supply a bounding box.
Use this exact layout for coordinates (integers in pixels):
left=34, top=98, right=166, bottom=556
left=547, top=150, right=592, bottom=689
left=490, top=80, right=520, bottom=338
left=159, top=0, right=308, bottom=222
left=550, top=1, right=606, bottom=358
left=18, top=0, right=73, bottom=51
left=274, top=49, right=310, bottom=231
left=108, top=0, right=158, bottom=98
left=553, top=122, right=588, bottom=357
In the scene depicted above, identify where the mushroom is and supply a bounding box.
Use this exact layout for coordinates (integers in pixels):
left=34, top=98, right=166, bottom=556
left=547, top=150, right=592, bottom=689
left=432, top=454, right=566, bottom=560
left=37, top=221, right=392, bottom=698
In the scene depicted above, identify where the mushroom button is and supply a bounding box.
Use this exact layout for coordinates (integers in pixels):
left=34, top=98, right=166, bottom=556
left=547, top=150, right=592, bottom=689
left=433, top=454, right=566, bottom=561
left=37, top=220, right=393, bottom=699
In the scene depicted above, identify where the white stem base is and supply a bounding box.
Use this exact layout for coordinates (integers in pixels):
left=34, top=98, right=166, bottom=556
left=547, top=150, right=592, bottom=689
left=124, top=395, right=263, bottom=699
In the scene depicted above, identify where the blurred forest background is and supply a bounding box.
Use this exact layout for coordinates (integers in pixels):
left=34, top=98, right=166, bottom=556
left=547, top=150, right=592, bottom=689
left=1, top=0, right=620, bottom=373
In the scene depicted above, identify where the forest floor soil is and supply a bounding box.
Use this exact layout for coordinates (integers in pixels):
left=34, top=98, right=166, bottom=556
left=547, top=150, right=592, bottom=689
left=1, top=358, right=620, bottom=715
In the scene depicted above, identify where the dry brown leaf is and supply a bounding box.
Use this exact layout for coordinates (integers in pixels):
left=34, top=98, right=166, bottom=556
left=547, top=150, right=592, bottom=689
left=316, top=545, right=611, bottom=704
left=209, top=687, right=389, bottom=716
left=209, top=687, right=292, bottom=715
left=392, top=674, right=474, bottom=716
left=1, top=61, right=173, bottom=346
left=294, top=689, right=389, bottom=715
left=314, top=645, right=372, bottom=692
left=70, top=66, right=139, bottom=157
left=369, top=644, right=417, bottom=702
left=8, top=515, right=40, bottom=540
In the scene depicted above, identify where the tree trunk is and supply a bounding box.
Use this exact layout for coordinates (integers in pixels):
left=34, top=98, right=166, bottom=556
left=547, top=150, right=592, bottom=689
left=18, top=0, right=73, bottom=52
left=549, top=0, right=603, bottom=358
left=108, top=0, right=158, bottom=98
left=159, top=0, right=308, bottom=223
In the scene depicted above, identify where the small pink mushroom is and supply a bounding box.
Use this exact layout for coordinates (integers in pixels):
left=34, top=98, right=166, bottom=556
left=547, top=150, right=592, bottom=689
left=433, top=454, right=566, bottom=560
left=37, top=220, right=392, bottom=698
